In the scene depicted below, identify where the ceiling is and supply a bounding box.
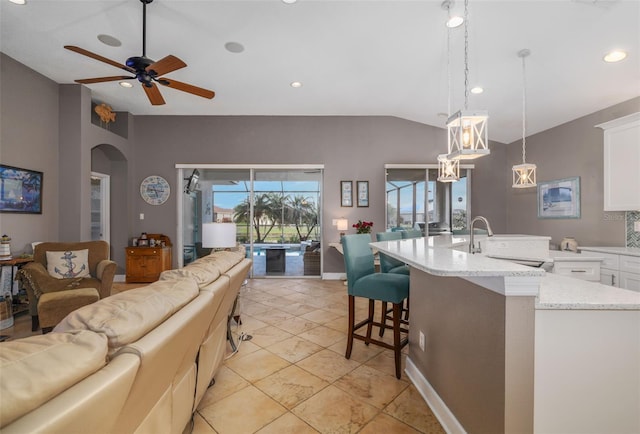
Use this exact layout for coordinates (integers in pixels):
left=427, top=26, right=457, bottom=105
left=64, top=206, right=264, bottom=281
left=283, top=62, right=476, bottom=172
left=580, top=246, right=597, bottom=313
left=2, top=0, right=638, bottom=144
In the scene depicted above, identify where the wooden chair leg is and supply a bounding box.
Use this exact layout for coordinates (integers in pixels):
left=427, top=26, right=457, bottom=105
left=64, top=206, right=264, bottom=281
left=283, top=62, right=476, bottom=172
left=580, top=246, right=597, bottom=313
left=379, top=301, right=388, bottom=337
left=365, top=299, right=375, bottom=345
left=393, top=302, right=402, bottom=379
left=32, top=315, right=40, bottom=332
left=345, top=295, right=355, bottom=359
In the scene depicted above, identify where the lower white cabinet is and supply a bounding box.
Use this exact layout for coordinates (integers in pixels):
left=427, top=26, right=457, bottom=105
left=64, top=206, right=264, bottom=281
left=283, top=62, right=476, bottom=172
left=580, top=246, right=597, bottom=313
left=581, top=248, right=640, bottom=292
left=552, top=261, right=601, bottom=282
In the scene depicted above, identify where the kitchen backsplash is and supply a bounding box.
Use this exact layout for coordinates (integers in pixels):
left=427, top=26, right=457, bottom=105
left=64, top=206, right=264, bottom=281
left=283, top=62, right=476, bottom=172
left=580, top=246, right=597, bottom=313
left=627, top=211, right=640, bottom=248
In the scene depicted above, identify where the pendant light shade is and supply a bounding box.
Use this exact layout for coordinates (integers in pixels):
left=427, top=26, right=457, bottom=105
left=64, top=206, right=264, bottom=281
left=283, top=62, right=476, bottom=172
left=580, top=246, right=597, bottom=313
left=446, top=0, right=490, bottom=161
left=437, top=154, right=460, bottom=182
left=512, top=48, right=537, bottom=188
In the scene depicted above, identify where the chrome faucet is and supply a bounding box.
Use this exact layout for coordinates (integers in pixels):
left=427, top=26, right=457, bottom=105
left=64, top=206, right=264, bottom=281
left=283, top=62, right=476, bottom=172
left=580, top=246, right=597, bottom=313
left=469, top=216, right=494, bottom=254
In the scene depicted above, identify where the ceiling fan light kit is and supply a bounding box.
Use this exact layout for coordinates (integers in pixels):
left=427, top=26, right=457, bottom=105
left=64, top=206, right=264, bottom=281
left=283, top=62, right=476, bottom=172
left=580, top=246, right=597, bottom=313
left=65, top=0, right=215, bottom=106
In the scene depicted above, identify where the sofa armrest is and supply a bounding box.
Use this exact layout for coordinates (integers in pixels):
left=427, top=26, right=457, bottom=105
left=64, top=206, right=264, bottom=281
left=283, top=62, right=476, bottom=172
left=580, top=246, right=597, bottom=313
left=16, top=263, right=82, bottom=316
left=96, top=259, right=117, bottom=298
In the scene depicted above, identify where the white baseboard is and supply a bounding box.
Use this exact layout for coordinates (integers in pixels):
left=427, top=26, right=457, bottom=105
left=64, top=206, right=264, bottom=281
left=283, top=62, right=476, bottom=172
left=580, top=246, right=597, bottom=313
left=405, top=357, right=466, bottom=434
left=114, top=274, right=126, bottom=282
left=322, top=272, right=346, bottom=280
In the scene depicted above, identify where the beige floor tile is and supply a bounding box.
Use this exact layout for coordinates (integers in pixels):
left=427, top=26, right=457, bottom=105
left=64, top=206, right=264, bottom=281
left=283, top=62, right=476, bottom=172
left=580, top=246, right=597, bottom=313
left=254, top=365, right=330, bottom=409
left=359, top=413, right=421, bottom=434
left=248, top=325, right=295, bottom=347
left=225, top=348, right=290, bottom=382
left=199, top=385, right=287, bottom=434
left=198, top=365, right=250, bottom=410
left=233, top=315, right=269, bottom=333
left=297, top=325, right=345, bottom=347
left=364, top=347, right=407, bottom=379
left=266, top=335, right=324, bottom=363
left=270, top=316, right=320, bottom=335
left=296, top=349, right=360, bottom=383
left=384, top=385, right=446, bottom=434
left=258, top=308, right=297, bottom=325
left=322, top=315, right=349, bottom=333
left=327, top=337, right=384, bottom=364
left=191, top=412, right=218, bottom=434
left=283, top=302, right=320, bottom=317
left=227, top=335, right=261, bottom=357
left=334, top=364, right=409, bottom=409
left=292, top=385, right=379, bottom=434
left=255, top=412, right=319, bottom=434
left=300, top=309, right=344, bottom=325
left=240, top=301, right=271, bottom=316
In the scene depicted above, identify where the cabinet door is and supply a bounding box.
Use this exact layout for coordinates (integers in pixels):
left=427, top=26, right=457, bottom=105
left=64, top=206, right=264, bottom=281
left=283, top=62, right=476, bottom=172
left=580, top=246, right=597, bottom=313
left=599, top=268, right=619, bottom=287
left=619, top=271, right=640, bottom=292
left=599, top=113, right=640, bottom=211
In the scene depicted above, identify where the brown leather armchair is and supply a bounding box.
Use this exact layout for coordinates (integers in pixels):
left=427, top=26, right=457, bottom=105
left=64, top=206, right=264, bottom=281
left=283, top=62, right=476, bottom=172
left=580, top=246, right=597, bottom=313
left=16, top=240, right=116, bottom=331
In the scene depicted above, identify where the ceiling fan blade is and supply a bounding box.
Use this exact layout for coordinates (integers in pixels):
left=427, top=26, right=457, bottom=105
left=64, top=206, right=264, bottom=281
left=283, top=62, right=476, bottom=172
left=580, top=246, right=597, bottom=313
left=75, top=76, right=134, bottom=84
left=64, top=45, right=135, bottom=74
left=142, top=83, right=166, bottom=106
left=146, top=55, right=187, bottom=77
left=157, top=78, right=215, bottom=100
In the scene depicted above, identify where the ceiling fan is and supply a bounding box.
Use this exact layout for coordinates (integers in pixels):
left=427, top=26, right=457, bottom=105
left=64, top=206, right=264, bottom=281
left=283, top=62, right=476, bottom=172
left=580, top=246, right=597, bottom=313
left=64, top=0, right=215, bottom=106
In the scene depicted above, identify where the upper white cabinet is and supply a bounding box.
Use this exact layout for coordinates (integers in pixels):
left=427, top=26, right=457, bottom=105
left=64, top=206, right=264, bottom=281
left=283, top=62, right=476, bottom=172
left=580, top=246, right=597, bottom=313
left=596, top=112, right=640, bottom=211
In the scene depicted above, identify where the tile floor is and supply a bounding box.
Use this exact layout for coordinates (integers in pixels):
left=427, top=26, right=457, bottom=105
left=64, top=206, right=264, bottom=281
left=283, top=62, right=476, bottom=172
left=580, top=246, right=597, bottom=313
left=193, top=278, right=445, bottom=434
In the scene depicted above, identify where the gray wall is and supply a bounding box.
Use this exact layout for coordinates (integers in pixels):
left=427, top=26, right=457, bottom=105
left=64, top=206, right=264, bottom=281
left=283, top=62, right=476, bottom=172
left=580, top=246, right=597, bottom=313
left=505, top=97, right=640, bottom=247
left=0, top=53, right=59, bottom=253
left=131, top=116, right=506, bottom=272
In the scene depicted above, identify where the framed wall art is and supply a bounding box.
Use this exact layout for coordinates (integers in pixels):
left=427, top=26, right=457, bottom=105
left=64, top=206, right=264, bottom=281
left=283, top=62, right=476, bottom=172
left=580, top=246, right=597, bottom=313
left=357, top=181, right=369, bottom=207
left=0, top=164, right=43, bottom=214
left=537, top=177, right=581, bottom=219
left=341, top=181, right=353, bottom=207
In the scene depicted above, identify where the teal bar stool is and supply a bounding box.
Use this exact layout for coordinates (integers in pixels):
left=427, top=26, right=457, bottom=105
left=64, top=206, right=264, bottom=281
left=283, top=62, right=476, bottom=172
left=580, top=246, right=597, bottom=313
left=375, top=232, right=410, bottom=337
left=401, top=229, right=423, bottom=239
left=341, top=234, right=409, bottom=378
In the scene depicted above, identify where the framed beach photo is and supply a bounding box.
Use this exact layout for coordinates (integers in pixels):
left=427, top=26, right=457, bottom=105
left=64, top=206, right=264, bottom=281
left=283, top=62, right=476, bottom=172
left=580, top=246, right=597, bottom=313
left=537, top=177, right=580, bottom=219
left=341, top=181, right=353, bottom=207
left=357, top=181, right=369, bottom=207
left=0, top=164, right=43, bottom=214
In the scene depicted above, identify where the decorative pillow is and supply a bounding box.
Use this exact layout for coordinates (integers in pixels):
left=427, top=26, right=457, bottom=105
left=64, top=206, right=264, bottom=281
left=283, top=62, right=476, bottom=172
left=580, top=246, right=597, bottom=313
left=46, top=249, right=90, bottom=279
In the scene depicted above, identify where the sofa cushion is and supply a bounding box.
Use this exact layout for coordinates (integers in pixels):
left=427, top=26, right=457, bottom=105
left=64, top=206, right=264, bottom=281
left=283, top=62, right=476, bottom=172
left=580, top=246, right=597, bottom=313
left=46, top=249, right=90, bottom=279
left=197, top=246, right=245, bottom=274
left=54, top=278, right=199, bottom=355
left=0, top=330, right=107, bottom=427
left=159, top=260, right=220, bottom=288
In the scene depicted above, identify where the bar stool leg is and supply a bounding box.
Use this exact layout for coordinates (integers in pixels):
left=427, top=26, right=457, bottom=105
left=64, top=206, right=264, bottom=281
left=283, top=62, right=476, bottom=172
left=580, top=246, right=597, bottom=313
left=345, top=295, right=355, bottom=359
left=393, top=302, right=402, bottom=379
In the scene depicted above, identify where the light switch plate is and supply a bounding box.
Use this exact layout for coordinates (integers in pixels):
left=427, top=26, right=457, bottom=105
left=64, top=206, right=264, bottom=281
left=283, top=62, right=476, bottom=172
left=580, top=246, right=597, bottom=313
left=634, top=221, right=640, bottom=232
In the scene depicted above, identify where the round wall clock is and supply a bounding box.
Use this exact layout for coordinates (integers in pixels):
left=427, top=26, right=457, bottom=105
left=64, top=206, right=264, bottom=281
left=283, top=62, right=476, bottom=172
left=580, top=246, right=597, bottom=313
left=140, top=175, right=171, bottom=205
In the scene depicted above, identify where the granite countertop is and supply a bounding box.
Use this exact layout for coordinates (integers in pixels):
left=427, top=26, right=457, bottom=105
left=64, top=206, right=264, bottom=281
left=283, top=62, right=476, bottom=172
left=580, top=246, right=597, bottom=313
left=370, top=235, right=545, bottom=278
left=579, top=246, right=640, bottom=257
left=537, top=273, right=640, bottom=310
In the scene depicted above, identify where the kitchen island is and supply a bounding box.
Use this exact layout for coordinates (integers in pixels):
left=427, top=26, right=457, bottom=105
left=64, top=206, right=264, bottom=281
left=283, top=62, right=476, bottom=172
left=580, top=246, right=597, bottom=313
left=371, top=235, right=640, bottom=434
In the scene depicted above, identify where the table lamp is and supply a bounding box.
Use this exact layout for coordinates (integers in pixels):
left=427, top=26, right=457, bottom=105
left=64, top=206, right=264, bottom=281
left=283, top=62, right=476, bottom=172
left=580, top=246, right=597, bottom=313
left=202, top=222, right=237, bottom=250
left=336, top=218, right=348, bottom=238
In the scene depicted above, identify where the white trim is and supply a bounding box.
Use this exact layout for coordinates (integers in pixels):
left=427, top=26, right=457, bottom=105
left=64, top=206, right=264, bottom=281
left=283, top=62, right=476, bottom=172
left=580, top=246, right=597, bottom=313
left=384, top=163, right=475, bottom=169
left=322, top=272, right=346, bottom=280
left=114, top=274, right=126, bottom=282
left=595, top=112, right=640, bottom=130
left=405, top=357, right=467, bottom=434
left=90, top=172, right=110, bottom=243
left=175, top=163, right=324, bottom=170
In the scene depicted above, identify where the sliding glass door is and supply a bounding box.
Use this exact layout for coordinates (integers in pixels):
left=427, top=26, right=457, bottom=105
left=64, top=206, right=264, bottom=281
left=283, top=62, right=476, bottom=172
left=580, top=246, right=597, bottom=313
left=178, top=165, right=323, bottom=278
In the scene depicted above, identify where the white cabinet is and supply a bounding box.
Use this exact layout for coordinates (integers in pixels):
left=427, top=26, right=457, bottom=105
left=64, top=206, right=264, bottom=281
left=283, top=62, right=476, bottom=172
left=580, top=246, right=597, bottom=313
left=552, top=261, right=601, bottom=281
left=581, top=248, right=640, bottom=291
left=596, top=112, right=640, bottom=211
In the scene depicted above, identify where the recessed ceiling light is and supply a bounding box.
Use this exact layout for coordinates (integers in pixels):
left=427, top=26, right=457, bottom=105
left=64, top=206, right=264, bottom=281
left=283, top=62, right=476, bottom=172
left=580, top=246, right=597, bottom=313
left=282, top=0, right=297, bottom=3
left=97, top=34, right=121, bottom=47
left=119, top=81, right=133, bottom=88
left=446, top=16, right=463, bottom=28
left=290, top=81, right=303, bottom=88
left=603, top=50, right=627, bottom=63
left=9, top=0, right=26, bottom=4
left=471, top=87, right=484, bottom=94
left=224, top=41, right=245, bottom=54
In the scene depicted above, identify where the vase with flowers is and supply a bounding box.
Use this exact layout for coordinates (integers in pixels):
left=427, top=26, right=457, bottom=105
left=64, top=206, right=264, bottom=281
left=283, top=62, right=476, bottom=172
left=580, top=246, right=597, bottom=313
left=353, top=220, right=373, bottom=234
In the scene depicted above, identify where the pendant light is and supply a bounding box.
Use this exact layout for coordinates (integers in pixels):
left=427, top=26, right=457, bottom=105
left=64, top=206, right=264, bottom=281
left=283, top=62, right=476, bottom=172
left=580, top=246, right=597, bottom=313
left=438, top=0, right=460, bottom=182
left=512, top=49, right=537, bottom=188
left=446, top=0, right=489, bottom=161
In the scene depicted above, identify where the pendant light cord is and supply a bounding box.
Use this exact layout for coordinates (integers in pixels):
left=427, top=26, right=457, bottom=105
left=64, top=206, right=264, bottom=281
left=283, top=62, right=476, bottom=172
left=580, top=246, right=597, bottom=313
left=447, top=4, right=452, bottom=117
left=463, top=0, right=469, bottom=110
left=521, top=51, right=528, bottom=164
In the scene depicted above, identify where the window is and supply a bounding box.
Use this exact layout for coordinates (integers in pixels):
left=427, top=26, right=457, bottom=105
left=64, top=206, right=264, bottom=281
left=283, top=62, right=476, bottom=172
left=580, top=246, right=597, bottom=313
left=385, top=166, right=471, bottom=234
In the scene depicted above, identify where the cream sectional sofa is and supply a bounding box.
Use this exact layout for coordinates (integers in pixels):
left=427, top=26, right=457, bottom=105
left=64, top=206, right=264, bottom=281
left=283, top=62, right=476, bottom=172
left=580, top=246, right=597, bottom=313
left=0, top=246, right=251, bottom=434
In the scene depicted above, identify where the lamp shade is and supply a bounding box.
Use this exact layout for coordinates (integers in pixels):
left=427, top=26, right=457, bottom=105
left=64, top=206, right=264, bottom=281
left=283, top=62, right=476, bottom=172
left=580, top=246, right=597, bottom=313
left=336, top=219, right=348, bottom=231
left=446, top=110, right=490, bottom=160
left=202, top=222, right=237, bottom=249
left=437, top=154, right=460, bottom=182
